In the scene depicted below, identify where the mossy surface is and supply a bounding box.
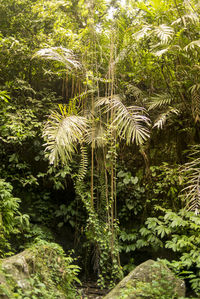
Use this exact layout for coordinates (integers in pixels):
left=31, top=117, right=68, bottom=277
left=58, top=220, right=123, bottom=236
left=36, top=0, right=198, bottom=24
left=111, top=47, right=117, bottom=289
left=0, top=241, right=80, bottom=299
left=104, top=260, right=185, bottom=299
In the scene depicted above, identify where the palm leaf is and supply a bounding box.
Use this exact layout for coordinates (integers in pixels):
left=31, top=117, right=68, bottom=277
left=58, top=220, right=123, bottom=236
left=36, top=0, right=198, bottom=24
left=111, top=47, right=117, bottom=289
left=148, top=93, right=173, bottom=110
left=134, top=25, right=152, bottom=40
left=43, top=111, right=88, bottom=165
left=184, top=40, right=200, bottom=52
left=153, top=24, right=174, bottom=44
left=96, top=95, right=150, bottom=145
left=172, top=13, right=199, bottom=26
left=153, top=107, right=179, bottom=129
left=33, top=47, right=81, bottom=70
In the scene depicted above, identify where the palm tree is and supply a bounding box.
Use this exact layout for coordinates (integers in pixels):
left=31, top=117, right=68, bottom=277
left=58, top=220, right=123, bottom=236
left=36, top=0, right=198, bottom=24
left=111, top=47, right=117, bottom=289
left=34, top=39, right=151, bottom=283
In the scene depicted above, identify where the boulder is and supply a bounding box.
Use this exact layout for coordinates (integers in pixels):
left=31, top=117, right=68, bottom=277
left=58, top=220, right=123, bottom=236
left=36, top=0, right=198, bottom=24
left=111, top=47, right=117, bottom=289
left=0, top=241, right=79, bottom=298
left=104, top=259, right=185, bottom=298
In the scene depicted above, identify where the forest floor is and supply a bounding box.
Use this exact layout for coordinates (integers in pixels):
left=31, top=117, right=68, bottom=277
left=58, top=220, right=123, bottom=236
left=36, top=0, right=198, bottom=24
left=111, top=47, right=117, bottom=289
left=78, top=281, right=109, bottom=298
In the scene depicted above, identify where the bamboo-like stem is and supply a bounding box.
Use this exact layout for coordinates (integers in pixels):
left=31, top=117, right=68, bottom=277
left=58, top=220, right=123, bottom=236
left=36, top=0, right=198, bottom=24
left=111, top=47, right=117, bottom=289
left=90, top=1, right=95, bottom=210
left=71, top=75, right=74, bottom=99
left=109, top=31, right=115, bottom=257
left=65, top=73, right=68, bottom=101
left=91, top=94, right=95, bottom=209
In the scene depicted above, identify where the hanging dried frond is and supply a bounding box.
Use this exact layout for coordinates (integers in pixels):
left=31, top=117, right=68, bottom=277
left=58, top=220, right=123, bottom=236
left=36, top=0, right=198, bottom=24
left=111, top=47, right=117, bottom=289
left=85, top=119, right=107, bottom=148
left=43, top=111, right=88, bottom=166
left=153, top=107, right=179, bottom=129
left=181, top=145, right=200, bottom=215
left=148, top=93, right=173, bottom=110
left=33, top=47, right=81, bottom=70
left=96, top=95, right=150, bottom=145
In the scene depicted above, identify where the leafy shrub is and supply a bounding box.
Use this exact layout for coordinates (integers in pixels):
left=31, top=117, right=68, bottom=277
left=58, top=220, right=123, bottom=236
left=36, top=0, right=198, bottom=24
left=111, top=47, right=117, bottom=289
left=0, top=179, right=29, bottom=257
left=136, top=209, right=200, bottom=296
left=0, top=240, right=81, bottom=299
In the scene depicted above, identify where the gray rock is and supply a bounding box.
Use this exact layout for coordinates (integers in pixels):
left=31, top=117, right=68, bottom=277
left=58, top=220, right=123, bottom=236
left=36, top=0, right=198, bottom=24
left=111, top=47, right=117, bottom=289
left=104, top=259, right=185, bottom=298
left=0, top=242, right=78, bottom=299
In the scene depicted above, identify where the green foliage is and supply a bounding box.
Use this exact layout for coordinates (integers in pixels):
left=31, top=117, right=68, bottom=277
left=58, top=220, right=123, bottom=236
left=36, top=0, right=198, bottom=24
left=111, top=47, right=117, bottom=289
left=0, top=179, right=29, bottom=257
left=119, top=263, right=181, bottom=299
left=136, top=209, right=200, bottom=296
left=117, top=169, right=145, bottom=224
left=75, top=181, right=123, bottom=288
left=0, top=241, right=81, bottom=299
left=147, top=163, right=183, bottom=212
left=1, top=0, right=200, bottom=294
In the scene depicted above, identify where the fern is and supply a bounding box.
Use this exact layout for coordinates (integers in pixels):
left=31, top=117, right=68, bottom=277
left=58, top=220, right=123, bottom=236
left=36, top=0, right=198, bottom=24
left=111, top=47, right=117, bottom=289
left=191, top=90, right=200, bottom=123
left=181, top=145, right=200, bottom=214
left=77, top=144, right=88, bottom=181
left=134, top=25, right=152, bottom=41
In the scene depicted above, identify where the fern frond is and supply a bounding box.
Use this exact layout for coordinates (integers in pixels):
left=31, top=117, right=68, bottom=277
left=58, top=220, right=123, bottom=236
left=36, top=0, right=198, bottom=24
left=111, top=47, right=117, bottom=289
left=181, top=145, right=200, bottom=214
left=148, top=93, right=173, bottom=110
left=153, top=25, right=174, bottom=44
left=191, top=90, right=200, bottom=123
left=77, top=144, right=88, bottom=181
left=43, top=111, right=88, bottom=165
left=153, top=108, right=179, bottom=129
left=33, top=47, right=81, bottom=70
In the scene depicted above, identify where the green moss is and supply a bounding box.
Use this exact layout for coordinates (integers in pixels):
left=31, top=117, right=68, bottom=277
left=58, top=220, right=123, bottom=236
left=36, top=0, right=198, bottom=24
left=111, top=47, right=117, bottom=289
left=0, top=241, right=81, bottom=299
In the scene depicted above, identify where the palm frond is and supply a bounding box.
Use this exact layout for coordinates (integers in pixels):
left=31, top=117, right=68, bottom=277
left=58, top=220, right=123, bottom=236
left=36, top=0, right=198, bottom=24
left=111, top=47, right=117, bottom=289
left=133, top=25, right=152, bottom=40
left=85, top=120, right=107, bottom=148
left=148, top=93, right=173, bottom=110
left=153, top=25, right=174, bottom=44
left=172, top=13, right=199, bottom=26
left=33, top=47, right=81, bottom=70
left=96, top=95, right=150, bottom=145
left=152, top=47, right=169, bottom=57
left=153, top=107, right=179, bottom=129
left=43, top=111, right=88, bottom=165
left=184, top=40, right=200, bottom=52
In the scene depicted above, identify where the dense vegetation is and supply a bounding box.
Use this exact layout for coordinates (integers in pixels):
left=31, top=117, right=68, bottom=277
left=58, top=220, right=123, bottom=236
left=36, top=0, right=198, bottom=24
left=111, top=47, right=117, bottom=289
left=1, top=0, right=200, bottom=297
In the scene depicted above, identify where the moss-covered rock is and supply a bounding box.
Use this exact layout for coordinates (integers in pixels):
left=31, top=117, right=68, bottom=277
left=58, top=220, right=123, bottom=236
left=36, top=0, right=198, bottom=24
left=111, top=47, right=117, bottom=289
left=0, top=241, right=80, bottom=299
left=104, top=259, right=185, bottom=298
